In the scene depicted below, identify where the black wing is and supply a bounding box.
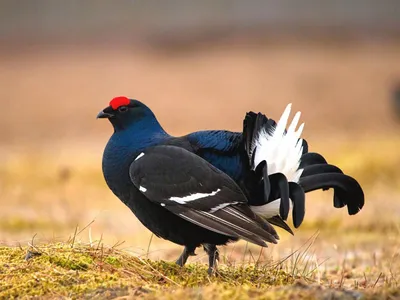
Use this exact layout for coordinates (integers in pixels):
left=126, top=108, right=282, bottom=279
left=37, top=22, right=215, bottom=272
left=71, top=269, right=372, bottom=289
left=129, top=145, right=278, bottom=247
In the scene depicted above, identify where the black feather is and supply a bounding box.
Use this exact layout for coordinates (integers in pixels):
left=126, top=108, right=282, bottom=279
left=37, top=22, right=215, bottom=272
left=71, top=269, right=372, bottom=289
left=299, top=173, right=364, bottom=215
left=301, top=164, right=343, bottom=177
left=268, top=173, right=290, bottom=221
left=267, top=216, right=294, bottom=235
left=299, top=152, right=328, bottom=169
left=288, top=182, right=306, bottom=228
left=302, top=139, right=309, bottom=155
left=129, top=145, right=279, bottom=246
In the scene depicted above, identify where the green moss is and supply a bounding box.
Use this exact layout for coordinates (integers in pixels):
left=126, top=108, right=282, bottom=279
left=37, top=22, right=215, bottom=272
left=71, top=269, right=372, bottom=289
left=0, top=242, right=299, bottom=299
left=47, top=253, right=93, bottom=271
left=0, top=241, right=398, bottom=299
left=0, top=244, right=128, bottom=298
left=105, top=256, right=122, bottom=267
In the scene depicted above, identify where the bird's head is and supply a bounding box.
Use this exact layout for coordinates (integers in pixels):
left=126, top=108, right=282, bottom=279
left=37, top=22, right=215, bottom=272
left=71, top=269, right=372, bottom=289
left=97, top=96, right=156, bottom=131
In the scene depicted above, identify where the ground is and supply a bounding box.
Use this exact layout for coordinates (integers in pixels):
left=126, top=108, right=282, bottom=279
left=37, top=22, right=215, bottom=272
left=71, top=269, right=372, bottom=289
left=1, top=37, right=400, bottom=298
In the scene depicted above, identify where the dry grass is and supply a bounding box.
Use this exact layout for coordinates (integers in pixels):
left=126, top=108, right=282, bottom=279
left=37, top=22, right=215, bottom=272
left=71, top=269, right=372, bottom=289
left=1, top=225, right=399, bottom=299
left=0, top=135, right=400, bottom=298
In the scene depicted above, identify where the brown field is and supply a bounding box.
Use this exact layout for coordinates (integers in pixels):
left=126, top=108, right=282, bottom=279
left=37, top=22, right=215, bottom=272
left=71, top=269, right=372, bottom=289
left=1, top=37, right=400, bottom=298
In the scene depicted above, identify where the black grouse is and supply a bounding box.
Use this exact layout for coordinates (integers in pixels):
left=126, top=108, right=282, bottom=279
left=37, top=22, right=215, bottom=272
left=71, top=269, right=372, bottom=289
left=98, top=96, right=364, bottom=274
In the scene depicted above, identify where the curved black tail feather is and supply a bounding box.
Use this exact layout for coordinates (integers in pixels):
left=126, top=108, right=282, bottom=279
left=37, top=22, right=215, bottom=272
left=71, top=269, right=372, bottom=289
left=268, top=173, right=290, bottom=221
left=301, top=164, right=343, bottom=177
left=299, top=173, right=364, bottom=215
left=299, top=152, right=328, bottom=169
left=288, top=182, right=306, bottom=228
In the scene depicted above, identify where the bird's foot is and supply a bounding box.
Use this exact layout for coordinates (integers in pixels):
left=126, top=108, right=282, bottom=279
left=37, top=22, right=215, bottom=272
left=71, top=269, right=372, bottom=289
left=204, top=244, right=219, bottom=276
left=207, top=263, right=218, bottom=276
left=175, top=246, right=197, bottom=267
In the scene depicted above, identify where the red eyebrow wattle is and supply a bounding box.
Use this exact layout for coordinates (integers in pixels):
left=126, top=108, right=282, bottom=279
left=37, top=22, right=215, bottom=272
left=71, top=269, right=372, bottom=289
left=110, top=96, right=130, bottom=110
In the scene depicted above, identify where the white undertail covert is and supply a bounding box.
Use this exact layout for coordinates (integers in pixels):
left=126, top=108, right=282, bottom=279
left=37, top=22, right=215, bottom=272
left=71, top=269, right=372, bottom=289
left=250, top=104, right=305, bottom=219
left=251, top=103, right=304, bottom=182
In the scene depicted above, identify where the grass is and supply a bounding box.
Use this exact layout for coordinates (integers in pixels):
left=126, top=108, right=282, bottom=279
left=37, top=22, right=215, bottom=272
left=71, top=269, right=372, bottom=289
left=0, top=237, right=295, bottom=299
left=1, top=231, right=399, bottom=299
left=0, top=136, right=400, bottom=298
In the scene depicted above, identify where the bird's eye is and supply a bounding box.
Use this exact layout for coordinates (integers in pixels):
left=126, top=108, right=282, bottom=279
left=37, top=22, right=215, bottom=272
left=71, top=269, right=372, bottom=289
left=118, top=106, right=128, bottom=113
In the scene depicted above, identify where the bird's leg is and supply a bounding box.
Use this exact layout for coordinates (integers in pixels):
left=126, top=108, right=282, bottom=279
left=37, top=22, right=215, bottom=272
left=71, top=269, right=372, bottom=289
left=203, top=243, right=219, bottom=275
left=175, top=245, right=197, bottom=267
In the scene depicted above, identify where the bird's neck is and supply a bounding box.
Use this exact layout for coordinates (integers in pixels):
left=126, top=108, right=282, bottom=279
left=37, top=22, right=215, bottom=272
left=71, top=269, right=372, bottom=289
left=102, top=117, right=168, bottom=196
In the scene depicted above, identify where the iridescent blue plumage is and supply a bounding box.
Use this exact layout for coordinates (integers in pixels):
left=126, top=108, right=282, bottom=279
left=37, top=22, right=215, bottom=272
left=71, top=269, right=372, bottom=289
left=186, top=130, right=247, bottom=182
left=101, top=100, right=169, bottom=202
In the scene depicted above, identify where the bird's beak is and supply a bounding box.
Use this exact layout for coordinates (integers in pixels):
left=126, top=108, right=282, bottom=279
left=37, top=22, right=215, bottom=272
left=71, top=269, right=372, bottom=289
left=96, top=110, right=114, bottom=119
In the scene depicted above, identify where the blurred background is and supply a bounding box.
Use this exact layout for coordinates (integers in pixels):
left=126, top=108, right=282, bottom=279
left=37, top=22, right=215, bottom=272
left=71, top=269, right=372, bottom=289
left=1, top=0, right=400, bottom=271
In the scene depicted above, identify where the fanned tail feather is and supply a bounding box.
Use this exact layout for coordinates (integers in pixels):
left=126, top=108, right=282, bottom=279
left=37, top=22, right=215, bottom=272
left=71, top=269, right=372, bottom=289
left=242, top=103, right=365, bottom=230
left=243, top=104, right=306, bottom=230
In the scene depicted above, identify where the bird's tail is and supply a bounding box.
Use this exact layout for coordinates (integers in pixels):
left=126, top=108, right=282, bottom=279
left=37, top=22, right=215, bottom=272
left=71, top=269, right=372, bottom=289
left=243, top=104, right=365, bottom=230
